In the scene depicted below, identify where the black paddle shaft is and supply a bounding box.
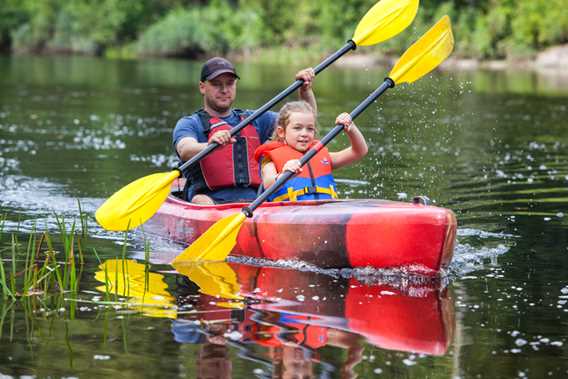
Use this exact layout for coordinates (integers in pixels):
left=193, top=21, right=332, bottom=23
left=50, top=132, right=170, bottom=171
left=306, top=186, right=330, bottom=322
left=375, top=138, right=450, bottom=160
left=178, top=40, right=357, bottom=173
left=243, top=77, right=395, bottom=217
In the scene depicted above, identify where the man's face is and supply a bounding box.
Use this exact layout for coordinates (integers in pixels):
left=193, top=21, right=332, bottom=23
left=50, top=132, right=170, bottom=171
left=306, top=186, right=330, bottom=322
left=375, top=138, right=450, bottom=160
left=199, top=73, right=237, bottom=114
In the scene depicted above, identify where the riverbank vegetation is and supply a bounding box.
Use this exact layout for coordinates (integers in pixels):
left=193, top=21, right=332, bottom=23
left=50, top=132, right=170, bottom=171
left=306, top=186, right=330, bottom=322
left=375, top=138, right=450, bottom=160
left=0, top=210, right=160, bottom=317
left=0, top=1, right=566, bottom=60
left=0, top=216, right=85, bottom=300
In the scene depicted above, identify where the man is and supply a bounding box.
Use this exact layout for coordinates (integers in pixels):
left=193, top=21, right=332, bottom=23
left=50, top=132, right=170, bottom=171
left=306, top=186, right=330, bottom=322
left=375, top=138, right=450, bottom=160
left=173, top=57, right=317, bottom=204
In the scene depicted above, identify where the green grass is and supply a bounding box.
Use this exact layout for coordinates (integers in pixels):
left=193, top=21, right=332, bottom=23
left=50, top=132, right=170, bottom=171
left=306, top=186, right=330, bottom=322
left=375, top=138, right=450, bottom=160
left=0, top=210, right=169, bottom=324
left=0, top=214, right=86, bottom=300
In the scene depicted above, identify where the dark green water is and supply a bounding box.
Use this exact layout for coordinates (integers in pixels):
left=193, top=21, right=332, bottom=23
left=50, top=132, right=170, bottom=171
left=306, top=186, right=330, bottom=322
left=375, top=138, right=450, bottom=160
left=1, top=55, right=568, bottom=378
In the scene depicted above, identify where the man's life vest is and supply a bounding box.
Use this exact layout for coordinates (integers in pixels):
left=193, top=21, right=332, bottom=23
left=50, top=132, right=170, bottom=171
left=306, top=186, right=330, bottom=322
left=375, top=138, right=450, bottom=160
left=186, top=109, right=262, bottom=192
left=255, top=141, right=338, bottom=202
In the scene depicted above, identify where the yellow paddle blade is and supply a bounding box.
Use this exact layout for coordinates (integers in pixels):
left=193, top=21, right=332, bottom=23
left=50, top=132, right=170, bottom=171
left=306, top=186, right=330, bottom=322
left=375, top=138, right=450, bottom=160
left=172, top=212, right=247, bottom=263
left=352, top=0, right=419, bottom=46
left=95, top=170, right=180, bottom=231
left=95, top=259, right=176, bottom=318
left=173, top=261, right=243, bottom=304
left=389, top=15, right=454, bottom=84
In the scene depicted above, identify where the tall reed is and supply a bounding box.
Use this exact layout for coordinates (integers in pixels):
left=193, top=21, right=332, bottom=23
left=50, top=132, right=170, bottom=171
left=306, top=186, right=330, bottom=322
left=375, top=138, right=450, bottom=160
left=23, top=223, right=38, bottom=296
left=77, top=199, right=89, bottom=238
left=0, top=212, right=86, bottom=300
left=0, top=250, right=16, bottom=300
left=10, top=234, right=17, bottom=295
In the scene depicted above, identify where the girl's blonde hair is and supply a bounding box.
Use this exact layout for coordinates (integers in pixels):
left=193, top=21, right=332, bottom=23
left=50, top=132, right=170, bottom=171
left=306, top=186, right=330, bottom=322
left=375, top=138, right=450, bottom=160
left=272, top=101, right=316, bottom=142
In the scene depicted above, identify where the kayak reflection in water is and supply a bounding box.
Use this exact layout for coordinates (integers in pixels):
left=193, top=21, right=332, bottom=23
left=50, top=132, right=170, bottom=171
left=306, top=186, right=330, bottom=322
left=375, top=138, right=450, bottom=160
left=95, top=259, right=454, bottom=377
left=171, top=292, right=362, bottom=379
left=174, top=261, right=454, bottom=377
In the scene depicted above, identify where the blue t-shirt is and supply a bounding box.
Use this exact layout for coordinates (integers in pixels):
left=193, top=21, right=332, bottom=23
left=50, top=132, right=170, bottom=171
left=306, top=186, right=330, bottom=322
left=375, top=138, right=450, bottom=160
left=173, top=109, right=276, bottom=147
left=172, top=109, right=277, bottom=203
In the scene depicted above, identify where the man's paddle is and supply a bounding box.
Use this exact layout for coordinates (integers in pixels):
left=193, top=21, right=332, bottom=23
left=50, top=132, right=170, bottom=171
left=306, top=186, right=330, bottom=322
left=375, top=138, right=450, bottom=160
left=95, top=0, right=420, bottom=232
left=173, top=15, right=454, bottom=264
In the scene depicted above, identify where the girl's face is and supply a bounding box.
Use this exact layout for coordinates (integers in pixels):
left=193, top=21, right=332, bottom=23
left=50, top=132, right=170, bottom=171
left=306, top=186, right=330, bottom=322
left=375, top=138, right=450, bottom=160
left=277, top=111, right=316, bottom=152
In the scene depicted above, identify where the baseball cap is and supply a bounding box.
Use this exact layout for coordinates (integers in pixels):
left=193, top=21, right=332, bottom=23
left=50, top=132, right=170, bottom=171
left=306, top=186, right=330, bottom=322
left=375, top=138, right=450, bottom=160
left=200, top=57, right=240, bottom=81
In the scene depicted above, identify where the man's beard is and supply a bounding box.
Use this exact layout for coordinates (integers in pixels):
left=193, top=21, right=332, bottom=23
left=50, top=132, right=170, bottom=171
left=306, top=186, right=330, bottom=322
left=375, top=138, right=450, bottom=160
left=206, top=97, right=232, bottom=114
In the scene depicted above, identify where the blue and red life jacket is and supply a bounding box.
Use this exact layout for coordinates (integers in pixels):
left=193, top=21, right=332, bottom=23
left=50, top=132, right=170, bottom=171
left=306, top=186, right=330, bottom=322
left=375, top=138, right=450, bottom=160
left=255, top=141, right=338, bottom=202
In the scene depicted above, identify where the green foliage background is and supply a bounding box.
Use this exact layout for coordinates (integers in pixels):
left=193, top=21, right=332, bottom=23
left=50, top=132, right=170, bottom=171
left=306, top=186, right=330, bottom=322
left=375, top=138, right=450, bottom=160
left=0, top=0, right=566, bottom=59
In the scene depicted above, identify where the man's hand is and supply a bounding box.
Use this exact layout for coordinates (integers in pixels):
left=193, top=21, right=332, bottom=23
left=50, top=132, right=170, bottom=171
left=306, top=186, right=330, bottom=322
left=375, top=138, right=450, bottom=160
left=209, top=130, right=236, bottom=145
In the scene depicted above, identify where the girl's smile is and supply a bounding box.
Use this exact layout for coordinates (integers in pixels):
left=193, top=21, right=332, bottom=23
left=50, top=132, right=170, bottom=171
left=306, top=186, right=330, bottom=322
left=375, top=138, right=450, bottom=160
left=278, top=111, right=316, bottom=152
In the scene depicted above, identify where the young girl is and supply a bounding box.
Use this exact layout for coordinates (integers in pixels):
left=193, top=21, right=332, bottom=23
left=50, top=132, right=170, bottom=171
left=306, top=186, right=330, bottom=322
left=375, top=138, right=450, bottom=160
left=254, top=101, right=368, bottom=202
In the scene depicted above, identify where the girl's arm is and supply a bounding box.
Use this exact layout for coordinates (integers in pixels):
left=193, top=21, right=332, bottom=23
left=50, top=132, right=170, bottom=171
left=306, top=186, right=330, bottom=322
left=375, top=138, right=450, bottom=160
left=261, top=161, right=279, bottom=189
left=329, top=113, right=368, bottom=170
left=295, top=68, right=317, bottom=115
left=261, top=159, right=302, bottom=189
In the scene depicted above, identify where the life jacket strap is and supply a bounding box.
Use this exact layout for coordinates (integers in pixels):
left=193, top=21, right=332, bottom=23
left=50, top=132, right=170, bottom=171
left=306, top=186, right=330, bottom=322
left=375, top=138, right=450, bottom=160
left=197, top=108, right=246, bottom=135
left=272, top=185, right=338, bottom=202
left=210, top=120, right=228, bottom=129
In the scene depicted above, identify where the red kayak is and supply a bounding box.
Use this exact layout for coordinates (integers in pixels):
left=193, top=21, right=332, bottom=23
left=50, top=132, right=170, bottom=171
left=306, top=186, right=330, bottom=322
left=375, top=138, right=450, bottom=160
left=146, top=180, right=457, bottom=275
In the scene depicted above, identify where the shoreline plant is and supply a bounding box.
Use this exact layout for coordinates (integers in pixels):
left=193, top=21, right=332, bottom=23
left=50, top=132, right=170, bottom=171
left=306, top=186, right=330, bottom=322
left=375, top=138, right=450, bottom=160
left=1, top=1, right=566, bottom=61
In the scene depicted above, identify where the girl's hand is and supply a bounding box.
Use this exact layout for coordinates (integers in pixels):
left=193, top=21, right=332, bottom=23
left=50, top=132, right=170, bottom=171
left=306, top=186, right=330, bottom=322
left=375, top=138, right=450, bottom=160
left=282, top=159, right=302, bottom=174
left=295, top=67, right=315, bottom=91
left=336, top=112, right=353, bottom=132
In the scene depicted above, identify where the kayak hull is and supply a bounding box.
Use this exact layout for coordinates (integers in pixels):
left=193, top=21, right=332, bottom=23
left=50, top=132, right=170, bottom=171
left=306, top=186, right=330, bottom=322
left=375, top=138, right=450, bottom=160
left=146, top=183, right=457, bottom=274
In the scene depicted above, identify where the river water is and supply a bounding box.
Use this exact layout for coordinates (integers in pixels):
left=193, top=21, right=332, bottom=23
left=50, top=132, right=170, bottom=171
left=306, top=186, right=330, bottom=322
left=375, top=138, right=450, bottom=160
left=1, top=55, right=568, bottom=378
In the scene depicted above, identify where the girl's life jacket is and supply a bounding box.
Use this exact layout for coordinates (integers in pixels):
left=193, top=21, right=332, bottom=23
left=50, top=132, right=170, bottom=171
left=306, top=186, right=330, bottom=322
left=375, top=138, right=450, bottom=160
left=255, top=141, right=338, bottom=202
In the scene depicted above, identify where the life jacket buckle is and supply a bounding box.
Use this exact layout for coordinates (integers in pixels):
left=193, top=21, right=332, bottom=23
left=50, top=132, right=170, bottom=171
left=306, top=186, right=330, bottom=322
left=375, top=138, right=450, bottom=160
left=304, top=186, right=317, bottom=194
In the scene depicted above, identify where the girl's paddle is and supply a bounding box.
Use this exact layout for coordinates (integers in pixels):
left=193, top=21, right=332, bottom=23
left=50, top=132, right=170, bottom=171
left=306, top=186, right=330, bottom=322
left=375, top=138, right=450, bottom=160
left=173, top=15, right=455, bottom=264
left=95, top=0, right=420, bottom=232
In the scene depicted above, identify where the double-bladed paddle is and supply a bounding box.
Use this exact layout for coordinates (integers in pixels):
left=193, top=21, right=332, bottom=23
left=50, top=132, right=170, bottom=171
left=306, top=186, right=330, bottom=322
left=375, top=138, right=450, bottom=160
left=95, top=0, right=420, bottom=232
left=173, top=15, right=455, bottom=264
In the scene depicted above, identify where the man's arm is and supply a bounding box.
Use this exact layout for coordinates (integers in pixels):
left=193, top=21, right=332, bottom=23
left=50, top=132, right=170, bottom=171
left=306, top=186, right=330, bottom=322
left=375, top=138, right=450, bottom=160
left=295, top=68, right=317, bottom=114
left=174, top=117, right=235, bottom=161
left=176, top=132, right=237, bottom=161
left=176, top=137, right=207, bottom=161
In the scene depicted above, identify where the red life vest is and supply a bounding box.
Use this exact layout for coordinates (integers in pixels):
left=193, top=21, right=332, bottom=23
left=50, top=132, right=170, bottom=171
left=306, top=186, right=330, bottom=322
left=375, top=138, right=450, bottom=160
left=197, top=110, right=262, bottom=190
left=255, top=141, right=338, bottom=202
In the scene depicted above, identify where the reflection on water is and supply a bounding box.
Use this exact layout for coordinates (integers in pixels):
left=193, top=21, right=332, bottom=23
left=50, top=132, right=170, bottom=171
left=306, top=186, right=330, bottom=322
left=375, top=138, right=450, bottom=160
left=91, top=259, right=454, bottom=378
left=95, top=259, right=176, bottom=318
left=1, top=55, right=568, bottom=377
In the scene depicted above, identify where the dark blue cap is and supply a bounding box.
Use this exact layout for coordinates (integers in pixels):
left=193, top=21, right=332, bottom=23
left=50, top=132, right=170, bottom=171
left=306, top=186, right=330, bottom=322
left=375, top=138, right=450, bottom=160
left=200, top=57, right=239, bottom=81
